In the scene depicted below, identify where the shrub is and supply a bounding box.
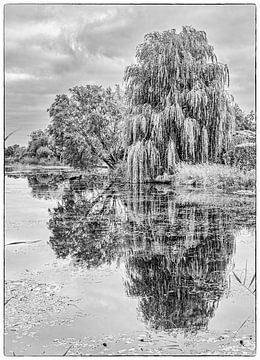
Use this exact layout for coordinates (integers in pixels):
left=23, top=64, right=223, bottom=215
left=233, top=143, right=256, bottom=170
left=36, top=146, right=53, bottom=159
left=20, top=156, right=39, bottom=165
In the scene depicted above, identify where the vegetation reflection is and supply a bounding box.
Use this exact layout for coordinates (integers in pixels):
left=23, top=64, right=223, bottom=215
left=123, top=186, right=235, bottom=332
left=47, top=180, right=242, bottom=332
left=48, top=181, right=127, bottom=266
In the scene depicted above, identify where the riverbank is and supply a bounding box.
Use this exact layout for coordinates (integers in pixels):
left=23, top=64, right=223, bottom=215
left=5, top=157, right=62, bottom=167
left=5, top=162, right=256, bottom=193
left=4, top=163, right=73, bottom=171
left=174, top=163, right=255, bottom=191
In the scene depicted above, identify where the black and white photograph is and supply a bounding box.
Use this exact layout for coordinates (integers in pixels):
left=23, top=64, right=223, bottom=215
left=4, top=1, right=256, bottom=356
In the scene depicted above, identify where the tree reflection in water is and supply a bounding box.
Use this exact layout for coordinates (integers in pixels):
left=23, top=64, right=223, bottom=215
left=123, top=186, right=235, bottom=332
left=27, top=173, right=68, bottom=200
left=48, top=181, right=237, bottom=333
left=48, top=181, right=128, bottom=266
left=6, top=171, right=70, bottom=200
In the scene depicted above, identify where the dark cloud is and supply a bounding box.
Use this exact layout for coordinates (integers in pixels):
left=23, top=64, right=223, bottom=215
left=5, top=4, right=255, bottom=145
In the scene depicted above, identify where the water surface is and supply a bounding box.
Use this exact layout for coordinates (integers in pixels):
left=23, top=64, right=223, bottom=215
left=5, top=168, right=256, bottom=355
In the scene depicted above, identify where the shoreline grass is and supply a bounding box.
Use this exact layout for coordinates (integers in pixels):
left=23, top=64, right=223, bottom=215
left=174, top=163, right=255, bottom=191
left=4, top=160, right=256, bottom=192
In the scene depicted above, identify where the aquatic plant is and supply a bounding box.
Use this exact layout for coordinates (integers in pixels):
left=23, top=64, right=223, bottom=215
left=124, top=26, right=235, bottom=182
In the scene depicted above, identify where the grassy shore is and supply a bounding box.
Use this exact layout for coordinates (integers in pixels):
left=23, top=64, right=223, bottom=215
left=5, top=159, right=256, bottom=192
left=174, top=163, right=255, bottom=191
left=5, top=156, right=62, bottom=167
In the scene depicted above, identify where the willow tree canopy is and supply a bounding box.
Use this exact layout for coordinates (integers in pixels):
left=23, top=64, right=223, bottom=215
left=124, top=26, right=235, bottom=183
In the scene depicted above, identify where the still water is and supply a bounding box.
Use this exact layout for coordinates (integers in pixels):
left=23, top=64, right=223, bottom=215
left=5, top=168, right=256, bottom=355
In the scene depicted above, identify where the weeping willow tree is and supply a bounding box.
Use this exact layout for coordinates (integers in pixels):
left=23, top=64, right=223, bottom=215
left=124, top=26, right=235, bottom=182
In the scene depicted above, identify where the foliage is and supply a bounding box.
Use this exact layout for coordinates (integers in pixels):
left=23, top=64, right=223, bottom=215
left=36, top=146, right=53, bottom=159
left=17, top=156, right=60, bottom=166
left=235, top=104, right=255, bottom=131
left=19, top=156, right=40, bottom=165
left=234, top=104, right=245, bottom=131
left=233, top=130, right=255, bottom=147
left=47, top=84, right=125, bottom=169
left=27, top=129, right=50, bottom=157
left=226, top=106, right=256, bottom=170
left=5, top=144, right=20, bottom=158
left=4, top=128, right=61, bottom=166
left=124, top=26, right=235, bottom=182
left=4, top=144, right=27, bottom=162
left=244, top=110, right=256, bottom=131
left=231, top=143, right=256, bottom=171
left=108, top=160, right=128, bottom=182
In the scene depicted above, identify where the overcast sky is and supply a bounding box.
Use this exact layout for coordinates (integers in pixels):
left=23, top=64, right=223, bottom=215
left=5, top=4, right=255, bottom=145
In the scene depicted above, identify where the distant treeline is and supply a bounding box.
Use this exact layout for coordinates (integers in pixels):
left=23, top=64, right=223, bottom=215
left=5, top=129, right=61, bottom=166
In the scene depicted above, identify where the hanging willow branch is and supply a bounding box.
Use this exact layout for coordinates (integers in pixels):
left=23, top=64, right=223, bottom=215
left=124, top=26, right=235, bottom=183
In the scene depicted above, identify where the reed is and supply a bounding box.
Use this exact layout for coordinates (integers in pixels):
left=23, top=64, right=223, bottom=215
left=175, top=163, right=255, bottom=190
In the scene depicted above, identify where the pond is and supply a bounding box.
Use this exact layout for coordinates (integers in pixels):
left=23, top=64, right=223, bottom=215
left=4, top=167, right=256, bottom=355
